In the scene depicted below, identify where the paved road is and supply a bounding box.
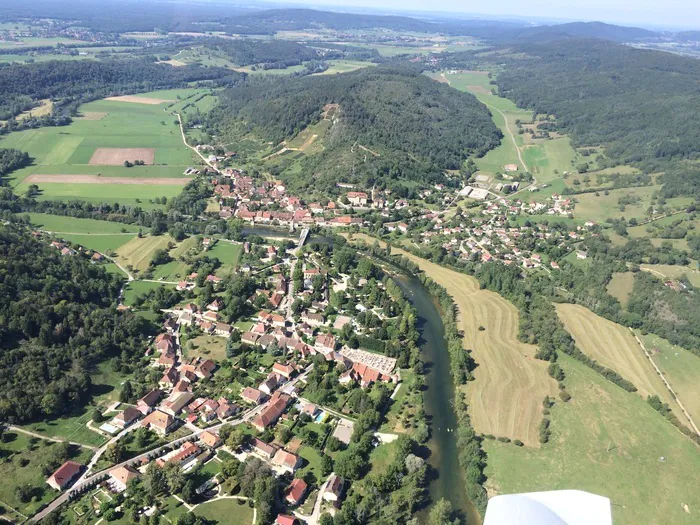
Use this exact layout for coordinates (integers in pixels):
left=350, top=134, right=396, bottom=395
left=31, top=364, right=313, bottom=522
left=294, top=474, right=332, bottom=525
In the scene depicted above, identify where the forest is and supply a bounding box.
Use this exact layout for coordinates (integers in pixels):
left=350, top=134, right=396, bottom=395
left=199, top=38, right=327, bottom=67
left=207, top=65, right=502, bottom=193
left=493, top=40, right=700, bottom=185
left=0, top=58, right=241, bottom=124
left=0, top=226, right=152, bottom=422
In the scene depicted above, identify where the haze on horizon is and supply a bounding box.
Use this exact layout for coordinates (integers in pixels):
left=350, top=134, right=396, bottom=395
left=265, top=0, right=700, bottom=29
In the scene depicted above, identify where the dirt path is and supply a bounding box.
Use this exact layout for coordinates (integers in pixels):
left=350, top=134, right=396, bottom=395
left=174, top=112, right=220, bottom=173
left=630, top=329, right=700, bottom=438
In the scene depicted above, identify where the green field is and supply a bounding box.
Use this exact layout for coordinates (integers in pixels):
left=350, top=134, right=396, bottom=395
left=193, top=498, right=255, bottom=525
left=607, top=272, right=635, bottom=306
left=2, top=92, right=205, bottom=208
left=0, top=37, right=87, bottom=48
left=574, top=186, right=693, bottom=222
left=484, top=352, right=700, bottom=525
left=61, top=233, right=136, bottom=253
left=639, top=331, right=700, bottom=426
left=317, top=60, right=377, bottom=75
left=26, top=213, right=141, bottom=233
left=0, top=432, right=94, bottom=517
left=123, top=280, right=175, bottom=306
left=640, top=263, right=700, bottom=287
left=209, top=241, right=243, bottom=276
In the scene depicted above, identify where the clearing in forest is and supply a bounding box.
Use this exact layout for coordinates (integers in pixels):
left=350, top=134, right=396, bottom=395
left=394, top=247, right=557, bottom=447
left=607, top=272, right=635, bottom=306
left=556, top=303, right=684, bottom=421
left=105, top=95, right=174, bottom=105
left=89, top=147, right=155, bottom=165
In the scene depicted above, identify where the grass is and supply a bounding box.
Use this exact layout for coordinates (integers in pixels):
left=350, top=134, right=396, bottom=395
left=151, top=236, right=199, bottom=281
left=316, top=60, right=376, bottom=75
left=208, top=242, right=243, bottom=276
left=393, top=247, right=557, bottom=446
left=607, top=272, right=635, bottom=306
left=638, top=331, right=700, bottom=426
left=556, top=304, right=682, bottom=420
left=2, top=93, right=205, bottom=208
left=114, top=235, right=175, bottom=273
left=640, top=263, right=700, bottom=287
left=123, top=281, right=175, bottom=306
left=185, top=335, right=228, bottom=362
left=296, top=445, right=324, bottom=484
left=573, top=186, right=693, bottom=223
left=61, top=233, right=136, bottom=253
left=25, top=213, right=141, bottom=234
left=193, top=498, right=255, bottom=524
left=483, top=352, right=700, bottom=525
left=0, top=432, right=94, bottom=517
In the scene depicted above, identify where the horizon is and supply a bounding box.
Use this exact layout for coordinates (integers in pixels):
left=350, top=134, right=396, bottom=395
left=254, top=0, right=700, bottom=30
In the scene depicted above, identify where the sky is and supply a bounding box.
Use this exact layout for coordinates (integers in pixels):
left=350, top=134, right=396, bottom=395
left=265, top=0, right=700, bottom=29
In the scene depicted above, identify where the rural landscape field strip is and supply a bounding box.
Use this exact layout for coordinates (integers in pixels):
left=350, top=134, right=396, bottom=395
left=556, top=304, right=685, bottom=421
left=24, top=174, right=191, bottom=185
left=394, top=248, right=557, bottom=446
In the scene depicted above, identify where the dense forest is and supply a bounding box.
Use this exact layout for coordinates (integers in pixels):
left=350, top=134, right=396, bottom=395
left=493, top=40, right=700, bottom=185
left=199, top=39, right=325, bottom=67
left=207, top=65, right=502, bottom=192
left=0, top=58, right=241, bottom=124
left=0, top=226, right=151, bottom=422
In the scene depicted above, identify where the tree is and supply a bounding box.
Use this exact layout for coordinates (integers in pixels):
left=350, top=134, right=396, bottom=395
left=91, top=408, right=104, bottom=423
left=429, top=498, right=459, bottom=525
left=104, top=441, right=125, bottom=464
left=119, top=381, right=134, bottom=403
left=181, top=480, right=197, bottom=503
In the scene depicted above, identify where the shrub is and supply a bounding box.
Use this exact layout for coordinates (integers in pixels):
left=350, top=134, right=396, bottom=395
left=513, top=440, right=524, bottom=447
left=559, top=391, right=572, bottom=402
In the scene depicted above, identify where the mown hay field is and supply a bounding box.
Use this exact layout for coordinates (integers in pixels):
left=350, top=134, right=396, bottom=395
left=484, top=352, right=700, bottom=525
left=394, top=248, right=557, bottom=446
left=556, top=303, right=683, bottom=421
left=114, top=235, right=175, bottom=272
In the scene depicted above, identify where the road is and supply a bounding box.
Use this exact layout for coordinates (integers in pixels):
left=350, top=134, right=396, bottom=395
left=8, top=426, right=98, bottom=452
left=174, top=112, right=220, bottom=173
left=294, top=474, right=332, bottom=525
left=31, top=364, right=313, bottom=522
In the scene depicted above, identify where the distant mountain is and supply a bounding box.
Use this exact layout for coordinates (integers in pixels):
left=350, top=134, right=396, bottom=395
left=674, top=31, right=700, bottom=42
left=498, top=21, right=659, bottom=43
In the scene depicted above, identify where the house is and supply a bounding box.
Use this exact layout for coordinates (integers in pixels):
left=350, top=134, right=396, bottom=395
left=46, top=461, right=82, bottom=491
left=275, top=515, right=297, bottom=525
left=207, top=298, right=223, bottom=312
left=241, top=387, right=267, bottom=405
left=272, top=449, right=301, bottom=473
left=314, top=334, right=336, bottom=354
left=259, top=374, right=281, bottom=396
left=301, top=311, right=324, bottom=327
left=252, top=392, right=291, bottom=431
left=112, top=407, right=142, bottom=429
left=159, top=367, right=179, bottom=389
left=576, top=250, right=588, bottom=260
left=137, top=389, right=163, bottom=415
left=161, top=391, right=194, bottom=416
left=108, top=465, right=139, bottom=492
left=200, top=431, right=222, bottom=449
left=140, top=410, right=175, bottom=435
left=195, top=359, right=216, bottom=379
left=347, top=192, right=368, bottom=206
left=216, top=399, right=239, bottom=419
left=215, top=323, right=232, bottom=337
left=251, top=438, right=276, bottom=459
left=323, top=473, right=345, bottom=503
left=272, top=362, right=295, bottom=380
left=156, top=441, right=201, bottom=468
left=285, top=478, right=308, bottom=505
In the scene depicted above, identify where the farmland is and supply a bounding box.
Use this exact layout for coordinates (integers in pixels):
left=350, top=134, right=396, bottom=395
left=483, top=352, right=700, bottom=525
left=25, top=213, right=140, bottom=234
left=123, top=280, right=175, bottom=306
left=394, top=247, right=557, bottom=446
left=573, top=185, right=693, bottom=222
left=639, top=331, right=700, bottom=426
left=3, top=90, right=206, bottom=209
left=556, top=304, right=683, bottom=420
left=640, top=263, right=700, bottom=287
left=114, top=235, right=176, bottom=273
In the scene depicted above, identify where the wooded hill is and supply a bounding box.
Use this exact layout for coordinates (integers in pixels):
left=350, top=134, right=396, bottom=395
left=492, top=40, right=700, bottom=188
left=207, top=66, right=502, bottom=193
left=0, top=226, right=151, bottom=422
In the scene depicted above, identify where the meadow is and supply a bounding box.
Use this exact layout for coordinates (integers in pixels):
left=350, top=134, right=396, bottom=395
left=483, top=352, right=700, bottom=525
left=316, top=59, right=377, bottom=75
left=25, top=213, right=141, bottom=233
left=606, top=272, right=635, bottom=306
left=639, top=331, right=700, bottom=426
left=556, top=304, right=683, bottom=420
left=192, top=499, right=254, bottom=525
left=123, top=281, right=176, bottom=306
left=640, top=263, right=700, bottom=287
left=573, top=186, right=693, bottom=222
left=115, top=235, right=177, bottom=273
left=3, top=90, right=206, bottom=209
left=394, top=247, right=557, bottom=447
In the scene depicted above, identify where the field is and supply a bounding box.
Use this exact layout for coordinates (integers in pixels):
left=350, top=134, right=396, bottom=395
left=607, top=272, right=635, bottom=306
left=394, top=247, right=557, bottom=446
left=184, top=335, right=227, bottom=362
left=114, top=235, right=175, bottom=272
left=316, top=60, right=377, bottom=75
left=483, top=352, right=700, bottom=525
left=192, top=498, right=255, bottom=525
left=151, top=236, right=199, bottom=281
left=640, top=263, right=700, bottom=287
left=123, top=281, right=175, bottom=306
left=208, top=242, right=243, bottom=276
left=25, top=213, right=141, bottom=233
left=3, top=91, right=205, bottom=209
left=556, top=304, right=683, bottom=420
left=0, top=432, right=94, bottom=517
left=573, top=186, right=693, bottom=222
left=639, top=331, right=700, bottom=426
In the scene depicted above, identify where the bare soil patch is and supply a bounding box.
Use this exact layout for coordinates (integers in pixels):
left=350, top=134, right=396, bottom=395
left=25, top=174, right=191, bottom=185
left=158, top=59, right=186, bottom=67
left=104, top=95, right=174, bottom=105
left=89, top=148, right=155, bottom=166
left=467, top=85, right=491, bottom=95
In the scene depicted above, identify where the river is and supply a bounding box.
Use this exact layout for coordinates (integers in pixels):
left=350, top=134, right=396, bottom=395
left=394, top=273, right=481, bottom=525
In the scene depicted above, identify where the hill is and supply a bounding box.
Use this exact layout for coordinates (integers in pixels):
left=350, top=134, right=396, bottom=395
left=206, top=65, right=502, bottom=193
left=500, top=21, right=658, bottom=43
left=493, top=39, right=700, bottom=189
